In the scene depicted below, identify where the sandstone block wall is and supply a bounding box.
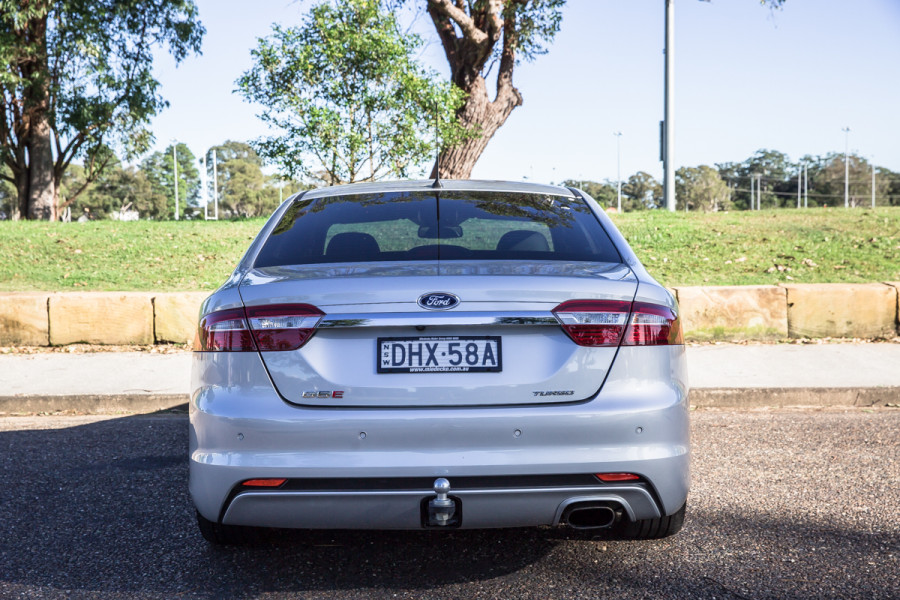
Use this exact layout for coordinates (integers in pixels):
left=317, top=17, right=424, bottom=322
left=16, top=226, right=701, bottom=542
left=0, top=293, right=51, bottom=346
left=782, top=283, right=897, bottom=339
left=674, top=285, right=788, bottom=341
left=0, top=285, right=896, bottom=346
left=153, top=292, right=208, bottom=344
left=48, top=293, right=155, bottom=345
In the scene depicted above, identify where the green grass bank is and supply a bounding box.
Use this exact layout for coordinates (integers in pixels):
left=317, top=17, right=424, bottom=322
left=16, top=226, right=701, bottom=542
left=1, top=207, right=898, bottom=292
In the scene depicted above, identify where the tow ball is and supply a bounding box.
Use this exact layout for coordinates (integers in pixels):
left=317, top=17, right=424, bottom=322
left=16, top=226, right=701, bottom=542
left=424, top=478, right=461, bottom=527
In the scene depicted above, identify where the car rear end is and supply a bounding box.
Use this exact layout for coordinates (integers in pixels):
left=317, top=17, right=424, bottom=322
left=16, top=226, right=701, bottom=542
left=189, top=180, right=689, bottom=540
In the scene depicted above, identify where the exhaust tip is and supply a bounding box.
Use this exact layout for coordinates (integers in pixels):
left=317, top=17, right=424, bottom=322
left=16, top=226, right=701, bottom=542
left=562, top=503, right=618, bottom=530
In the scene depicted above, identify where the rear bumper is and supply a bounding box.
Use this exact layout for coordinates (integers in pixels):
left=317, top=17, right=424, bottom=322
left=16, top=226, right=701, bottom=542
left=189, top=346, right=690, bottom=529
left=221, top=482, right=664, bottom=529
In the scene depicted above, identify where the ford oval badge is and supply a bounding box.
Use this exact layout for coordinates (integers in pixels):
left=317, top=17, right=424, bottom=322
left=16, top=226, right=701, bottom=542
left=417, top=292, right=460, bottom=310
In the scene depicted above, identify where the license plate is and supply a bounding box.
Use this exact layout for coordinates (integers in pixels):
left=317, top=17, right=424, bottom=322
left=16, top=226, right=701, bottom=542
left=377, top=336, right=502, bottom=373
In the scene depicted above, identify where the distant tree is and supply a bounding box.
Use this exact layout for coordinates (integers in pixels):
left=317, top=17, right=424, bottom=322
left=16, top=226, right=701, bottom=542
left=676, top=166, right=732, bottom=212
left=718, top=149, right=794, bottom=209
left=142, top=143, right=200, bottom=219
left=882, top=168, right=900, bottom=207
left=55, top=159, right=167, bottom=220
left=808, top=153, right=890, bottom=208
left=563, top=179, right=618, bottom=210
left=0, top=1, right=204, bottom=220
left=622, top=171, right=662, bottom=211
left=91, top=165, right=167, bottom=219
left=237, top=0, right=466, bottom=185
left=205, top=141, right=281, bottom=218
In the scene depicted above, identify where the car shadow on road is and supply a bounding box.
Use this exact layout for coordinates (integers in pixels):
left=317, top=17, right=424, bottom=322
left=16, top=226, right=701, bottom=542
left=1, top=411, right=897, bottom=599
left=0, top=411, right=561, bottom=597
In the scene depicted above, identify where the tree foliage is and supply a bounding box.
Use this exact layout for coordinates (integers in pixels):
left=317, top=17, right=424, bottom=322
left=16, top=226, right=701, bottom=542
left=562, top=179, right=617, bottom=209
left=237, top=0, right=466, bottom=185
left=676, top=165, right=732, bottom=212
left=142, top=143, right=200, bottom=220
left=715, top=149, right=899, bottom=210
left=0, top=0, right=204, bottom=220
left=83, top=164, right=167, bottom=220
left=205, top=141, right=283, bottom=218
left=622, top=172, right=662, bottom=211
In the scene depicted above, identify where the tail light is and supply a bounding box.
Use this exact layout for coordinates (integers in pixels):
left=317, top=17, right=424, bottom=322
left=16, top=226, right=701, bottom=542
left=622, top=302, right=683, bottom=346
left=552, top=300, right=631, bottom=347
left=194, top=304, right=324, bottom=352
left=245, top=304, right=324, bottom=351
left=194, top=308, right=255, bottom=352
left=552, top=300, right=682, bottom=347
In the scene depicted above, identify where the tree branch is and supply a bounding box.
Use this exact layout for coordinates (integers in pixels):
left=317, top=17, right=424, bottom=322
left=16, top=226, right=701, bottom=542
left=428, top=0, right=487, bottom=46
left=495, top=2, right=522, bottom=106
left=427, top=2, right=463, bottom=75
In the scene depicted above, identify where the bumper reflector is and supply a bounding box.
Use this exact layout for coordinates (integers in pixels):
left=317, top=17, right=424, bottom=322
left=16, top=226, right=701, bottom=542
left=242, top=478, right=287, bottom=487
left=595, top=473, right=641, bottom=482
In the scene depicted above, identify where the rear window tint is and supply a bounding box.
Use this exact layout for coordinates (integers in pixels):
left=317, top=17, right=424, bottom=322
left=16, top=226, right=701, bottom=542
left=254, top=191, right=621, bottom=267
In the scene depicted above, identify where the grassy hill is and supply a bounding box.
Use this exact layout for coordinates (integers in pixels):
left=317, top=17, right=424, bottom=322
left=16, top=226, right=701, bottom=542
left=1, top=207, right=898, bottom=292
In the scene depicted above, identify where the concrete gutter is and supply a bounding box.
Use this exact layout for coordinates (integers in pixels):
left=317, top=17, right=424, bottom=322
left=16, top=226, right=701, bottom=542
left=1, top=343, right=899, bottom=414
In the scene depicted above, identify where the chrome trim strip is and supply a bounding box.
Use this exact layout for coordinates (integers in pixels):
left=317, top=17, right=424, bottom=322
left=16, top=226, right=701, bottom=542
left=318, top=312, right=559, bottom=329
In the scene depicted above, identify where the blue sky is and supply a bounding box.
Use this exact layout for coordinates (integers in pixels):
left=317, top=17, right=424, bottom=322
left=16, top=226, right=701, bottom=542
left=148, top=0, right=900, bottom=185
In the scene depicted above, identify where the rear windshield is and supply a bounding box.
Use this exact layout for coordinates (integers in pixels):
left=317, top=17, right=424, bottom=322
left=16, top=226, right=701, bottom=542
left=254, top=190, right=622, bottom=267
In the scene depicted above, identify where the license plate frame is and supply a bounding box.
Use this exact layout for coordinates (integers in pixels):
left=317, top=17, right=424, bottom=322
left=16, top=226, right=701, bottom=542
left=376, top=336, right=502, bottom=374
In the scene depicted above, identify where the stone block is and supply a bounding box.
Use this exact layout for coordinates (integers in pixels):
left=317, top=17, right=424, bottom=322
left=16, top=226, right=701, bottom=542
left=49, top=292, right=154, bottom=345
left=783, top=283, right=897, bottom=339
left=886, top=282, right=900, bottom=335
left=154, top=292, right=208, bottom=344
left=0, top=293, right=50, bottom=346
left=674, top=285, right=787, bottom=341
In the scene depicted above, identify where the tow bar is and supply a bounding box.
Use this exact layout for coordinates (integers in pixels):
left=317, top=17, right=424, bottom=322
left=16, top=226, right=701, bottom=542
left=424, top=478, right=461, bottom=527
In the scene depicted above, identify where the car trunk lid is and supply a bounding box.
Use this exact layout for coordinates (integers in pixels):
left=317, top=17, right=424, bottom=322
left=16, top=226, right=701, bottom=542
left=239, top=261, right=637, bottom=408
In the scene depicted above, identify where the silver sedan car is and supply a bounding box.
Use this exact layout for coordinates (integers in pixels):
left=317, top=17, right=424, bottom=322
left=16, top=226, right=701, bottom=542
left=190, top=180, right=689, bottom=544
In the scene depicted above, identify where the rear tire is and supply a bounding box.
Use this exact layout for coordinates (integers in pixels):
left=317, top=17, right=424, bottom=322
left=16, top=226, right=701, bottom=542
left=196, top=510, right=261, bottom=545
left=611, top=502, right=686, bottom=540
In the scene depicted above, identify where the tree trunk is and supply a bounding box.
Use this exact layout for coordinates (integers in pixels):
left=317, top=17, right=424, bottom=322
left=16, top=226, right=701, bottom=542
left=27, top=113, right=56, bottom=220
left=13, top=168, right=29, bottom=221
left=15, top=5, right=56, bottom=220
left=430, top=76, right=522, bottom=180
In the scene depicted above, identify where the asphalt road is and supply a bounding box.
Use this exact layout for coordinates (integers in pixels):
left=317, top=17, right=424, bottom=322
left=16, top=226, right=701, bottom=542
left=1, top=408, right=898, bottom=599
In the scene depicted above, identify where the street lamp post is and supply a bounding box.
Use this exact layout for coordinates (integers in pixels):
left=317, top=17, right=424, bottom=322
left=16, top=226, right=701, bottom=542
left=842, top=126, right=850, bottom=208
left=201, top=153, right=208, bottom=220
left=803, top=163, right=808, bottom=208
left=614, top=131, right=622, bottom=212
left=663, top=0, right=675, bottom=212
left=871, top=157, right=876, bottom=209
left=172, top=142, right=179, bottom=221
left=212, top=149, right=219, bottom=220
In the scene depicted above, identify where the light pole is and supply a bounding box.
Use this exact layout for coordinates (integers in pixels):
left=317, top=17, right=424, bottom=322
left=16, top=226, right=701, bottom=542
left=172, top=142, right=179, bottom=221
left=614, top=131, right=623, bottom=212
left=663, top=0, right=675, bottom=212
left=212, top=149, right=219, bottom=220
left=871, top=157, right=876, bottom=209
left=842, top=126, right=850, bottom=208
left=201, top=153, right=208, bottom=220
